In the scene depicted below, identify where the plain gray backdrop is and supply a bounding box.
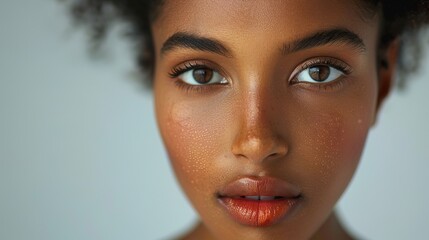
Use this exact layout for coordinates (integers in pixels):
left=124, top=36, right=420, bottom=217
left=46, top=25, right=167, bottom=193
left=1, top=1, right=428, bottom=239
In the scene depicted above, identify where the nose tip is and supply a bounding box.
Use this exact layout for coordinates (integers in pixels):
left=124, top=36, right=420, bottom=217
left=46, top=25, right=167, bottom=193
left=231, top=134, right=288, bottom=163
left=231, top=79, right=288, bottom=163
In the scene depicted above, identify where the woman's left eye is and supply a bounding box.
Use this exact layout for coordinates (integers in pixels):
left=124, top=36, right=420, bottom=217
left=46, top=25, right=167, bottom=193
left=178, top=68, right=227, bottom=85
left=295, top=65, right=344, bottom=83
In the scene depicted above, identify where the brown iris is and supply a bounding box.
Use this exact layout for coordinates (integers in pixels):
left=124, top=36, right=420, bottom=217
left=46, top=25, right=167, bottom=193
left=192, top=68, right=213, bottom=84
left=309, top=65, right=330, bottom=82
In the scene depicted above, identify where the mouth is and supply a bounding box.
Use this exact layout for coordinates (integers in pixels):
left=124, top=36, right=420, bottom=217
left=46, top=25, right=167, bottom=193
left=217, top=176, right=302, bottom=227
left=237, top=196, right=285, bottom=200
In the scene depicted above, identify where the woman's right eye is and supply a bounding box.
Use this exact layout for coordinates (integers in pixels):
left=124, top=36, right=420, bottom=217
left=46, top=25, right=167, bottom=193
left=178, top=68, right=228, bottom=86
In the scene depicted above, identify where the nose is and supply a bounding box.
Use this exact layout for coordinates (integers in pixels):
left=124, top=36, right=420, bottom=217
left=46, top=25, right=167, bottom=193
left=231, top=88, right=288, bottom=163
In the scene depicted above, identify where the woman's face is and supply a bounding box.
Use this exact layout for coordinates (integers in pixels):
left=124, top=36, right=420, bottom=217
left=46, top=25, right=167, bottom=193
left=152, top=0, right=382, bottom=239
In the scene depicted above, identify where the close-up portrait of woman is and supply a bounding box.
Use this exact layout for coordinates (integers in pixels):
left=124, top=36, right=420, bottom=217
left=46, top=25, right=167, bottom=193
left=1, top=0, right=429, bottom=240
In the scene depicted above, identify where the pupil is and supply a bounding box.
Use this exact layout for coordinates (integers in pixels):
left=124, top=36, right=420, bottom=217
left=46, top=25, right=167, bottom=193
left=309, top=65, right=330, bottom=82
left=192, top=68, right=213, bottom=84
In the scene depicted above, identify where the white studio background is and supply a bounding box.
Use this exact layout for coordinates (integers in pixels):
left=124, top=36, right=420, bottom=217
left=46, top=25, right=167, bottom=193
left=0, top=1, right=428, bottom=239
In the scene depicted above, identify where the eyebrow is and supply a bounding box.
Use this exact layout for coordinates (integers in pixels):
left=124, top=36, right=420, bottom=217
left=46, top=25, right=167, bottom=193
left=282, top=28, right=366, bottom=54
left=160, top=28, right=366, bottom=57
left=161, top=32, right=232, bottom=57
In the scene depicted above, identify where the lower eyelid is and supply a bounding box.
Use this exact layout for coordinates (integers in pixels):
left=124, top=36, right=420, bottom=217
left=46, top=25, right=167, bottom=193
left=174, top=78, right=229, bottom=94
left=295, top=73, right=351, bottom=92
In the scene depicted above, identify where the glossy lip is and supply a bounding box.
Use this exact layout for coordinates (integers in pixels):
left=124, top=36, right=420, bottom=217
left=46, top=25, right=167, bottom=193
left=217, top=176, right=302, bottom=227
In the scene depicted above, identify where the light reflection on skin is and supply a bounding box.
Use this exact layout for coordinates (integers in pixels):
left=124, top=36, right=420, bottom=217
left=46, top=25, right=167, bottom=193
left=151, top=0, right=397, bottom=239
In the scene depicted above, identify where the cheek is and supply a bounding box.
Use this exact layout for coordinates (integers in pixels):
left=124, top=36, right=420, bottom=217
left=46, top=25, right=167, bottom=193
left=292, top=85, right=377, bottom=205
left=157, top=100, right=225, bottom=194
left=304, top=111, right=370, bottom=186
left=286, top=100, right=374, bottom=233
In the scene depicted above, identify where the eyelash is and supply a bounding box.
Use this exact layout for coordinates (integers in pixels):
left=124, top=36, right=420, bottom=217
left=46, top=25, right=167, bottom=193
left=169, top=61, right=210, bottom=78
left=168, top=58, right=353, bottom=93
left=296, top=58, right=352, bottom=76
left=290, top=57, right=353, bottom=91
left=168, top=60, right=224, bottom=93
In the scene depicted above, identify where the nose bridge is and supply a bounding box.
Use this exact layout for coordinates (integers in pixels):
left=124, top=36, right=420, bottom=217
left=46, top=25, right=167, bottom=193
left=242, top=84, right=270, bottom=136
left=237, top=52, right=277, bottom=132
left=231, top=75, right=288, bottom=163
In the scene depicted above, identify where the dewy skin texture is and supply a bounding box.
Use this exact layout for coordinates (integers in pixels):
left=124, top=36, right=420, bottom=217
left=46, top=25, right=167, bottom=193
left=151, top=0, right=393, bottom=239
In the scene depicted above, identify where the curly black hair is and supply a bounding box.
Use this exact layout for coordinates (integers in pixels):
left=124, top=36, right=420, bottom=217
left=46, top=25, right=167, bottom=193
left=66, top=0, right=429, bottom=88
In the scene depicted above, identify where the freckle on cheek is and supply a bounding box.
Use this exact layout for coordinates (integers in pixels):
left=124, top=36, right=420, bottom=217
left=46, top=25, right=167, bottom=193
left=310, top=111, right=370, bottom=190
left=310, top=115, right=343, bottom=185
left=164, top=102, right=216, bottom=193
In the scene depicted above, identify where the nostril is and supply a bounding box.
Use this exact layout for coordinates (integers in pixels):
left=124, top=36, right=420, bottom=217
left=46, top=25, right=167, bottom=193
left=267, top=152, right=279, bottom=159
left=265, top=146, right=287, bottom=160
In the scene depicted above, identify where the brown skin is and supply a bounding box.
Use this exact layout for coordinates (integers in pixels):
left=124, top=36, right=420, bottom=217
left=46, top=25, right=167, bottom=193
left=151, top=0, right=397, bottom=239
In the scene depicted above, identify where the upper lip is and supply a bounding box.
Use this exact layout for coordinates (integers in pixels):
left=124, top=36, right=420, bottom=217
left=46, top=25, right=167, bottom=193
left=217, top=176, right=301, bottom=198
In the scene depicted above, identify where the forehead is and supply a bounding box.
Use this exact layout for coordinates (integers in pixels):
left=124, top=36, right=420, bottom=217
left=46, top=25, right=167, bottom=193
left=151, top=0, right=380, bottom=59
left=153, top=0, right=377, bottom=34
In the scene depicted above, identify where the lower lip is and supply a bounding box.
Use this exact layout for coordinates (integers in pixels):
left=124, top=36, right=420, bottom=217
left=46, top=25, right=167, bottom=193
left=219, top=197, right=300, bottom=227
